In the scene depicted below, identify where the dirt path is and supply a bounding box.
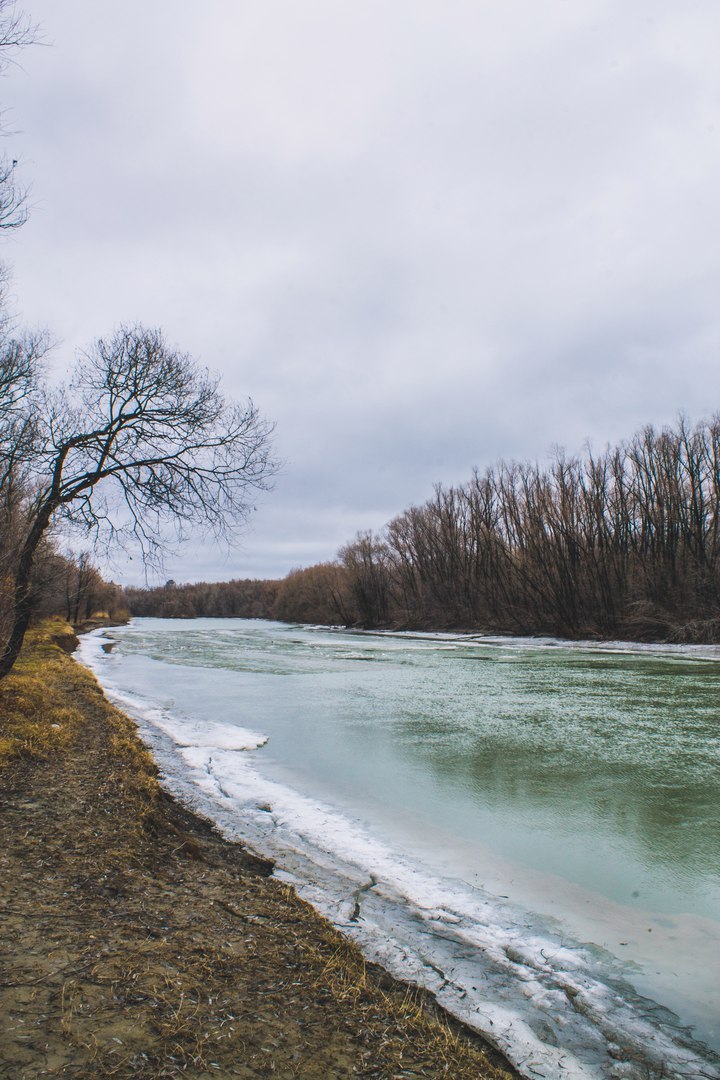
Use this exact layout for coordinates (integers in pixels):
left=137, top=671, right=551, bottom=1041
left=0, top=627, right=515, bottom=1079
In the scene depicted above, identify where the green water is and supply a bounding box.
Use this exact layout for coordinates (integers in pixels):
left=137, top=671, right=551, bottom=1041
left=90, top=620, right=720, bottom=1062
left=112, top=623, right=720, bottom=916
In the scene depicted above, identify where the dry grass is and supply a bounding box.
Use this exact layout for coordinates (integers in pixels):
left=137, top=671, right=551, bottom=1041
left=305, top=931, right=490, bottom=1076
left=0, top=619, right=84, bottom=767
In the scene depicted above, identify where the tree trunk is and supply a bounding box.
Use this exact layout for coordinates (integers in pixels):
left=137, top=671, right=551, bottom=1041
left=0, top=501, right=54, bottom=680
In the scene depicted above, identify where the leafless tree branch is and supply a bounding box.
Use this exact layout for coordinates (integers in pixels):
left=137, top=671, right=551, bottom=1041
left=0, top=325, right=278, bottom=677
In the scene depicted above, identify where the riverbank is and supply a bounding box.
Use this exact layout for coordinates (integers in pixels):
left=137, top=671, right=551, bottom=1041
left=0, top=622, right=514, bottom=1079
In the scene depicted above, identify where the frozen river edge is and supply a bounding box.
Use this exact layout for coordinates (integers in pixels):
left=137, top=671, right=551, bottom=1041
left=79, top=626, right=720, bottom=1080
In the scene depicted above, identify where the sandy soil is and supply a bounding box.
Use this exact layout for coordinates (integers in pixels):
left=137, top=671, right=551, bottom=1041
left=0, top=630, right=515, bottom=1079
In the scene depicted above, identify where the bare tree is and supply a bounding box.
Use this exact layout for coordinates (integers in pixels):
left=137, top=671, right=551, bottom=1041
left=0, top=329, right=47, bottom=485
left=0, top=325, right=277, bottom=679
left=0, top=2, right=35, bottom=67
left=0, top=329, right=48, bottom=647
left=339, top=530, right=392, bottom=627
left=0, top=1, right=39, bottom=230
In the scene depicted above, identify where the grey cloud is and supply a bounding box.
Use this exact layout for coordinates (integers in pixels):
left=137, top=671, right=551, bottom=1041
left=5, top=0, right=720, bottom=583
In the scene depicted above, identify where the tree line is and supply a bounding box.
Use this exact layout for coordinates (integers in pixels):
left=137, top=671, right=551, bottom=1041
left=126, top=415, right=720, bottom=643
left=0, top=537, right=129, bottom=642
left=124, top=563, right=346, bottom=625
left=335, top=416, right=720, bottom=641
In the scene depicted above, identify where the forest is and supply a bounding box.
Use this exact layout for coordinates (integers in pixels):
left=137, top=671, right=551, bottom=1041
left=0, top=538, right=128, bottom=639
left=125, top=414, right=720, bottom=643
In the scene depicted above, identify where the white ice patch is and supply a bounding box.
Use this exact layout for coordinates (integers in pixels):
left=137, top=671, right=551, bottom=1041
left=77, top=632, right=267, bottom=754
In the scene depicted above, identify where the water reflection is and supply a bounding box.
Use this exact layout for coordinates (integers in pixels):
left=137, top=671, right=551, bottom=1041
left=378, top=645, right=720, bottom=900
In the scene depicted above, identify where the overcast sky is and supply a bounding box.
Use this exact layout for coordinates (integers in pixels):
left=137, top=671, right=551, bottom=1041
left=4, top=0, right=720, bottom=583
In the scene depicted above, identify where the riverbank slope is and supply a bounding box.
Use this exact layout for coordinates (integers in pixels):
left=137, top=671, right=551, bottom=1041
left=0, top=621, right=514, bottom=1079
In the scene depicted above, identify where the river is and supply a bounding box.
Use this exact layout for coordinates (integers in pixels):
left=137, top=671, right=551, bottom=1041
left=79, top=618, right=720, bottom=1080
